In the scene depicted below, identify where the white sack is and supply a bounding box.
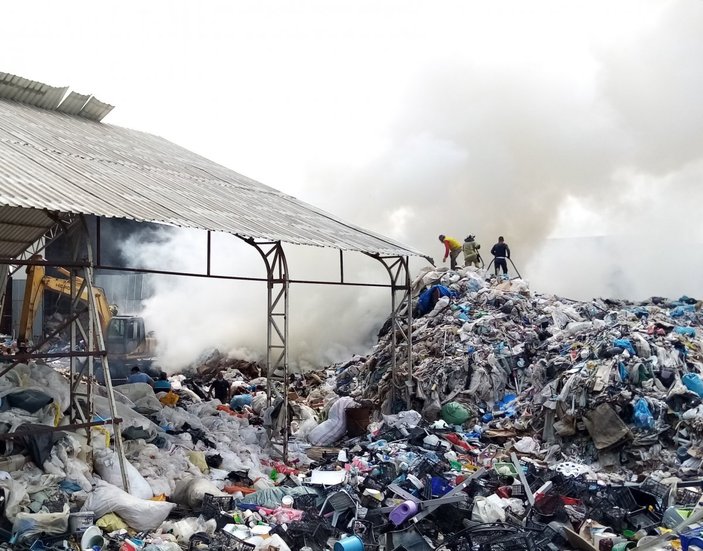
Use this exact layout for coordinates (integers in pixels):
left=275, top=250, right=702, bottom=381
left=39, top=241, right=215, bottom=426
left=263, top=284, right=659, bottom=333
left=82, top=481, right=175, bottom=532
left=171, top=477, right=226, bottom=509
left=13, top=504, right=69, bottom=541
left=94, top=448, right=153, bottom=500
left=307, top=396, right=358, bottom=446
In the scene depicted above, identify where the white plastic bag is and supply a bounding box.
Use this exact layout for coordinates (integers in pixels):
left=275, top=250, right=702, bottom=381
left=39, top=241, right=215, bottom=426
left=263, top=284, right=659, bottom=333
left=13, top=504, right=69, bottom=541
left=171, top=477, right=226, bottom=509
left=307, top=397, right=358, bottom=446
left=94, top=448, right=153, bottom=500
left=82, top=481, right=175, bottom=532
left=472, top=495, right=506, bottom=523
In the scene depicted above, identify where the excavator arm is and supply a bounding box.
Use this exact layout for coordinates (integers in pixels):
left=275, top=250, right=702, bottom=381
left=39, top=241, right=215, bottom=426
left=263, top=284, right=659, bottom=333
left=19, top=260, right=115, bottom=343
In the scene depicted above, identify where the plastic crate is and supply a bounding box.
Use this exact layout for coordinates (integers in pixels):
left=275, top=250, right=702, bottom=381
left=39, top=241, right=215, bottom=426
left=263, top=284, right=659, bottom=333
left=610, top=487, right=639, bottom=512
left=674, top=488, right=702, bottom=507
left=640, top=478, right=669, bottom=504
left=293, top=493, right=320, bottom=511
left=210, top=529, right=257, bottom=551
left=201, top=493, right=234, bottom=518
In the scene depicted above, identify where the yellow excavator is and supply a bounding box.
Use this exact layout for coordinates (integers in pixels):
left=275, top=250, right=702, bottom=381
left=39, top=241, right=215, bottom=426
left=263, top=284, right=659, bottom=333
left=19, top=258, right=158, bottom=381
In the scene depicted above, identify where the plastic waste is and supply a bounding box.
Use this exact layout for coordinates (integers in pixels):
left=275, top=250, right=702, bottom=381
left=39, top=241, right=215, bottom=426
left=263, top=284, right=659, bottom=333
left=81, top=481, right=175, bottom=532
left=440, top=401, right=470, bottom=425
left=682, top=373, right=703, bottom=397
left=633, top=398, right=655, bottom=430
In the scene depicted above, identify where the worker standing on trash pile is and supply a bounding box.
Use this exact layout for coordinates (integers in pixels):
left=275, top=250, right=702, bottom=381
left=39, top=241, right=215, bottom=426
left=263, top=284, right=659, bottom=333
left=208, top=370, right=230, bottom=404
left=491, top=235, right=511, bottom=278
left=127, top=366, right=154, bottom=386
left=439, top=234, right=462, bottom=270
left=463, top=234, right=481, bottom=268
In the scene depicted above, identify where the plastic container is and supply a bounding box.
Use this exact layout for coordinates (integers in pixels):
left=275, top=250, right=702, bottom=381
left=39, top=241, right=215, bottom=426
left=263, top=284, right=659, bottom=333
left=334, top=535, right=364, bottom=551
left=69, top=512, right=94, bottom=535
left=389, top=500, right=419, bottom=526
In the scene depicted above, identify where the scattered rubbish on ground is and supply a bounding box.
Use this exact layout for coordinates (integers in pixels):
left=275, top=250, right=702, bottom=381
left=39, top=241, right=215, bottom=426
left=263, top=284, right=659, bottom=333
left=2, top=266, right=703, bottom=550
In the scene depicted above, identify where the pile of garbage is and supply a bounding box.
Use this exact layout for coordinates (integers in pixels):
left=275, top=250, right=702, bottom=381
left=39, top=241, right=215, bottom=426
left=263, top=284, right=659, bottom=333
left=1, top=266, right=703, bottom=550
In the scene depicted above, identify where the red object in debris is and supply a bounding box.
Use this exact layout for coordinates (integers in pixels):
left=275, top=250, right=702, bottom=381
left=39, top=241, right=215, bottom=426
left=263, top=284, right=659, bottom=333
left=496, top=486, right=513, bottom=499
left=216, top=405, right=238, bottom=416
left=446, top=433, right=473, bottom=451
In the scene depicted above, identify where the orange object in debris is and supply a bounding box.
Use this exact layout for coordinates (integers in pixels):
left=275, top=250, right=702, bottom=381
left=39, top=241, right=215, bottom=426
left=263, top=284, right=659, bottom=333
left=224, top=485, right=256, bottom=495
left=150, top=494, right=167, bottom=501
left=159, top=391, right=179, bottom=407
left=217, top=405, right=238, bottom=416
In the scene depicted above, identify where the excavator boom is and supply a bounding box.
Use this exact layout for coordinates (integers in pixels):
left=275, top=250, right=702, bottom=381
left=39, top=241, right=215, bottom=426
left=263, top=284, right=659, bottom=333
left=19, top=261, right=114, bottom=342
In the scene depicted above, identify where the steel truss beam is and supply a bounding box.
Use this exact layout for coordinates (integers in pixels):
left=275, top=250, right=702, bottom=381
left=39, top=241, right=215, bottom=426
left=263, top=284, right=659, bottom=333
left=0, top=211, right=77, bottom=324
left=364, top=254, right=413, bottom=410
left=241, top=238, right=290, bottom=462
left=0, top=215, right=129, bottom=491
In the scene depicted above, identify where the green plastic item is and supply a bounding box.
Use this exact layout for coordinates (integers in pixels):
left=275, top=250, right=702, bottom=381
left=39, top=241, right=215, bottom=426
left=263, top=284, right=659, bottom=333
left=441, top=401, right=470, bottom=425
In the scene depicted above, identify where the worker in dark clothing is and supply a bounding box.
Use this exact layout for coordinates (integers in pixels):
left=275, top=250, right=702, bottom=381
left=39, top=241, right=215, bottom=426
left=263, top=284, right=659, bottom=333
left=209, top=371, right=230, bottom=404
left=491, top=236, right=511, bottom=277
left=438, top=234, right=462, bottom=270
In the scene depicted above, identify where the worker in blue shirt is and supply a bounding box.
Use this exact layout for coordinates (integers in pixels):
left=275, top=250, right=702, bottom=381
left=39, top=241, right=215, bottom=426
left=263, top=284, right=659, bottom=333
left=127, top=366, right=154, bottom=386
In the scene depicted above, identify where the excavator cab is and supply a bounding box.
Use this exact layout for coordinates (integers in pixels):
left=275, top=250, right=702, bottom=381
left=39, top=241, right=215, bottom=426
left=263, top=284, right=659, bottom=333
left=106, top=316, right=146, bottom=356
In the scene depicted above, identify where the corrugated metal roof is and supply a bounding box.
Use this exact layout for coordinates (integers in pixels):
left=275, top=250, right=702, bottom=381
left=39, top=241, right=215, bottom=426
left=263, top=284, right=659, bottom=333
left=0, top=80, right=429, bottom=262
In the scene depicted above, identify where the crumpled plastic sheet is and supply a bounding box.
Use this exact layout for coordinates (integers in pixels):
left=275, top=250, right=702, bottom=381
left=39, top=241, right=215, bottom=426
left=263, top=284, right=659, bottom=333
left=13, top=503, right=69, bottom=541
left=0, top=363, right=70, bottom=413
left=114, top=382, right=164, bottom=414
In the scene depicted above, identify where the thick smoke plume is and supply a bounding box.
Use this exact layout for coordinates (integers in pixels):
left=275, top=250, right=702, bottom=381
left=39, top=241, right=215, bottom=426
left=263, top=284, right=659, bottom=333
left=302, top=0, right=703, bottom=300
left=120, top=229, right=389, bottom=373
left=121, top=1, right=703, bottom=370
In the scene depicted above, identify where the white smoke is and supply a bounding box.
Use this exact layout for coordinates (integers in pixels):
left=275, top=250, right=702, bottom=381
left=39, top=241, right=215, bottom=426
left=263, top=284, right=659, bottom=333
left=120, top=228, right=389, bottom=372
left=115, top=0, right=703, bottom=370
left=301, top=0, right=703, bottom=301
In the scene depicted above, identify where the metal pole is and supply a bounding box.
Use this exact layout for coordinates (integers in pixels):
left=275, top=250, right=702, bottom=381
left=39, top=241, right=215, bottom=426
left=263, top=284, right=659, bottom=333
left=81, top=218, right=130, bottom=494
left=404, top=256, right=413, bottom=409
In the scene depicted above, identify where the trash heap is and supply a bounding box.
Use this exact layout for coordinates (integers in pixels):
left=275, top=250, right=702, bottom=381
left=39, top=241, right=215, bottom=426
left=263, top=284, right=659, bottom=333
left=1, top=266, right=703, bottom=550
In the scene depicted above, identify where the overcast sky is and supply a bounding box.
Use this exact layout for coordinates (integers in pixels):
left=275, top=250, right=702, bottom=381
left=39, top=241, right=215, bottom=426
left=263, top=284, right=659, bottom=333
left=4, top=0, right=703, bottom=305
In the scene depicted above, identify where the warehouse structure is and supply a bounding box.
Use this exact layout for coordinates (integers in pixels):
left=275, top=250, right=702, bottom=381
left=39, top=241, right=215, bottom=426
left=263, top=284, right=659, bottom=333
left=0, top=73, right=430, bottom=478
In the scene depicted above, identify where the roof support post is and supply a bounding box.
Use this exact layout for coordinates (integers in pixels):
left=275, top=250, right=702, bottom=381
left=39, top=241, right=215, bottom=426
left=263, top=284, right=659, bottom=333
left=364, top=254, right=414, bottom=411
left=65, top=216, right=130, bottom=492
left=241, top=239, right=290, bottom=463
left=0, top=264, right=8, bottom=332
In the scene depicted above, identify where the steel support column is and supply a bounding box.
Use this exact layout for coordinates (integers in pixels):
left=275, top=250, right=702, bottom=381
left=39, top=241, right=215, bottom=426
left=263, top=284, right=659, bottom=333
left=242, top=239, right=290, bottom=462
left=62, top=217, right=130, bottom=491
left=365, top=254, right=414, bottom=410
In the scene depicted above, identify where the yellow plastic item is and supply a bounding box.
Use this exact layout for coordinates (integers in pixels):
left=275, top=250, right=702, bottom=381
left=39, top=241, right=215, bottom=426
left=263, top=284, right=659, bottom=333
left=96, top=512, right=129, bottom=532
left=52, top=402, right=62, bottom=427
left=187, top=450, right=209, bottom=473
left=150, top=494, right=167, bottom=502
left=92, top=426, right=111, bottom=447
left=160, top=391, right=179, bottom=407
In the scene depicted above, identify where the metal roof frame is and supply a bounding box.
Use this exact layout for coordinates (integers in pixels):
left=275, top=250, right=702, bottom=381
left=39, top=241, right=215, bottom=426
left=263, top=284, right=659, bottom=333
left=0, top=73, right=420, bottom=463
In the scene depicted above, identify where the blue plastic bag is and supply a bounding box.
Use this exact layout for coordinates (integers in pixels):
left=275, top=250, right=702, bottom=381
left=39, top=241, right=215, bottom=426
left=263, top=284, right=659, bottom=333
left=683, top=373, right=703, bottom=397
left=633, top=398, right=654, bottom=430
left=671, top=305, right=696, bottom=318
left=674, top=326, right=696, bottom=337
left=612, top=338, right=637, bottom=356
